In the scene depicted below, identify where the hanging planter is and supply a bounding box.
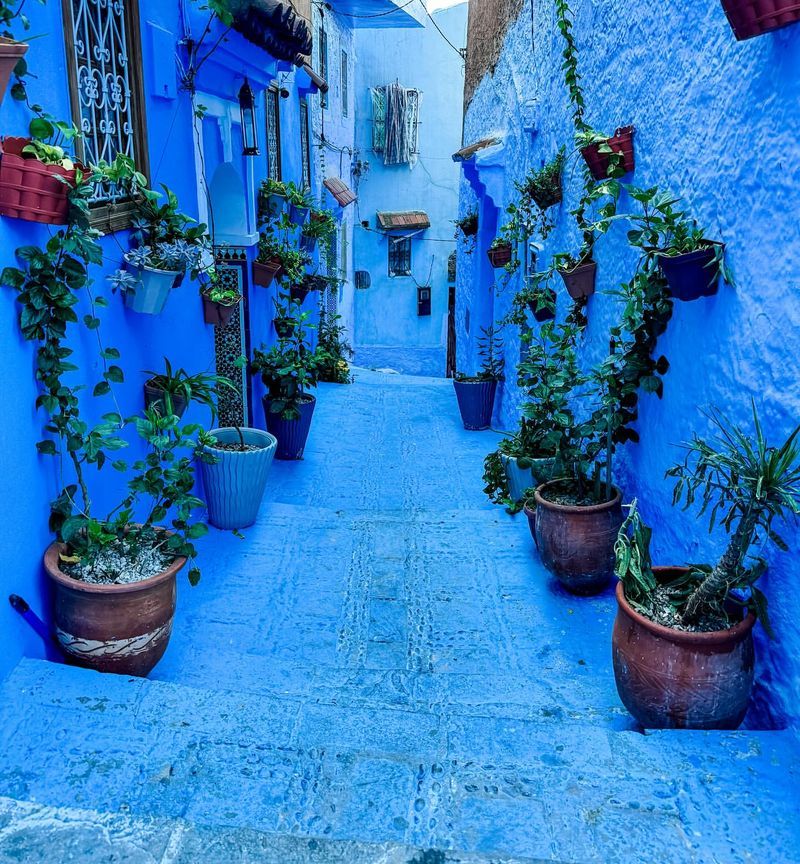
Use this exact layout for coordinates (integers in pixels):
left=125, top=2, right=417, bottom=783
left=453, top=379, right=497, bottom=430
left=658, top=243, right=724, bottom=302
left=144, top=379, right=188, bottom=419
left=289, top=202, right=311, bottom=226
left=290, top=283, right=310, bottom=304
left=0, top=137, right=78, bottom=225
left=300, top=233, right=317, bottom=254
left=558, top=259, right=596, bottom=299
left=264, top=394, right=316, bottom=460
left=273, top=316, right=296, bottom=338
left=720, top=0, right=800, bottom=39
left=0, top=39, right=28, bottom=107
left=487, top=242, right=513, bottom=268
left=199, top=428, right=278, bottom=530
left=528, top=286, right=557, bottom=322
left=122, top=257, right=181, bottom=315
left=202, top=291, right=241, bottom=326
left=253, top=258, right=283, bottom=288
left=580, top=126, right=635, bottom=181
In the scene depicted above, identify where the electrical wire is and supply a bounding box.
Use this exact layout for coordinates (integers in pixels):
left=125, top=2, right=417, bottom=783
left=418, top=0, right=465, bottom=60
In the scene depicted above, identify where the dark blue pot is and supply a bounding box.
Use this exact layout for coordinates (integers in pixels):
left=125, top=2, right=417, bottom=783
left=264, top=394, right=316, bottom=460
left=658, top=245, right=721, bottom=302
left=289, top=204, right=310, bottom=226
left=453, top=379, right=497, bottom=431
left=300, top=234, right=318, bottom=254
left=528, top=288, right=557, bottom=322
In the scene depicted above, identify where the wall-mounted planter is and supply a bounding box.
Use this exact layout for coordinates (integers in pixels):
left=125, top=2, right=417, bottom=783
left=253, top=258, right=283, bottom=288
left=558, top=260, right=596, bottom=299
left=453, top=379, right=497, bottom=430
left=502, top=454, right=560, bottom=503
left=533, top=481, right=623, bottom=594
left=0, top=39, right=28, bottom=107
left=528, top=287, right=557, bottom=322
left=44, top=536, right=185, bottom=677
left=487, top=243, right=513, bottom=268
left=658, top=243, right=723, bottom=301
left=300, top=233, right=318, bottom=254
left=530, top=186, right=562, bottom=211
left=0, top=137, right=77, bottom=225
left=262, top=192, right=287, bottom=218
left=144, top=380, right=188, bottom=419
left=721, top=0, right=800, bottom=39
left=273, top=317, right=296, bottom=338
left=202, top=293, right=241, bottom=326
left=289, top=203, right=311, bottom=226
left=581, top=126, right=635, bottom=181
left=200, top=427, right=277, bottom=530
left=289, top=284, right=310, bottom=304
left=123, top=260, right=181, bottom=315
left=612, top=573, right=756, bottom=729
left=264, top=394, right=316, bottom=460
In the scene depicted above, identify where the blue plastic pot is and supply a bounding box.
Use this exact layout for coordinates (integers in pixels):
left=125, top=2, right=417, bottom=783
left=658, top=245, right=722, bottom=302
left=453, top=379, right=497, bottom=430
left=264, top=193, right=287, bottom=218
left=264, top=394, right=316, bottom=460
left=123, top=261, right=181, bottom=315
left=300, top=233, right=318, bottom=254
left=200, top=428, right=277, bottom=530
left=501, top=454, right=560, bottom=503
left=289, top=203, right=310, bottom=226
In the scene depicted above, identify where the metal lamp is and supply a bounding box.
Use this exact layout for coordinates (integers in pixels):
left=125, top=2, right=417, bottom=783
left=238, top=78, right=259, bottom=156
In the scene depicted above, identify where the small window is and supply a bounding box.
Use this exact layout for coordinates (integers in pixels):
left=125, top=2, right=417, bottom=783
left=265, top=86, right=282, bottom=180
left=299, top=99, right=312, bottom=190
left=341, top=49, right=348, bottom=117
left=319, top=26, right=328, bottom=109
left=388, top=237, right=412, bottom=277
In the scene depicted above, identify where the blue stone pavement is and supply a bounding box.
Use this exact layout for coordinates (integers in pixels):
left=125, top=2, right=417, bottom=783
left=1, top=370, right=799, bottom=863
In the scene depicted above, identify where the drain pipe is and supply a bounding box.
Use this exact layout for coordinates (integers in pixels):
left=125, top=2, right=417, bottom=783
left=8, top=595, right=54, bottom=649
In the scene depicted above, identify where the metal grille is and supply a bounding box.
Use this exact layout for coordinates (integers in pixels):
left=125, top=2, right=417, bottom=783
left=319, top=26, right=328, bottom=108
left=299, top=99, right=311, bottom=190
left=341, top=49, right=348, bottom=117
left=265, top=87, right=281, bottom=180
left=371, top=87, right=385, bottom=152
left=388, top=237, right=411, bottom=276
left=213, top=250, right=249, bottom=428
left=64, top=0, right=137, bottom=202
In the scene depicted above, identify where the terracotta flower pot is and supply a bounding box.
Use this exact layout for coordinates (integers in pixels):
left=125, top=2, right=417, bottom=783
left=612, top=574, right=756, bottom=729
left=202, top=293, right=241, bottom=326
left=264, top=394, right=316, bottom=460
left=558, top=261, right=596, bottom=299
left=453, top=379, right=497, bottom=430
left=253, top=259, right=283, bottom=288
left=0, top=137, right=78, bottom=224
left=144, top=380, right=188, bottom=419
left=720, top=0, right=800, bottom=39
left=0, top=39, right=28, bottom=107
left=532, top=481, right=623, bottom=594
left=658, top=243, right=723, bottom=302
left=44, top=539, right=186, bottom=677
left=581, top=126, right=635, bottom=181
left=487, top=243, right=513, bottom=268
left=530, top=186, right=562, bottom=211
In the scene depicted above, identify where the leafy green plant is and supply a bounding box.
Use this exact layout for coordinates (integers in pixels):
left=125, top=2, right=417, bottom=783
left=315, top=309, right=354, bottom=384
left=201, top=270, right=240, bottom=306
left=145, top=357, right=235, bottom=421
left=22, top=113, right=81, bottom=168
left=285, top=180, right=312, bottom=208
left=256, top=234, right=309, bottom=285
left=520, top=148, right=565, bottom=210
left=456, top=325, right=504, bottom=382
left=302, top=207, right=337, bottom=241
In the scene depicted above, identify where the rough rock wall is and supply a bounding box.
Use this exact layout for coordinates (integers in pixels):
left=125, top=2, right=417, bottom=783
left=457, top=1, right=800, bottom=726
left=464, top=0, right=525, bottom=107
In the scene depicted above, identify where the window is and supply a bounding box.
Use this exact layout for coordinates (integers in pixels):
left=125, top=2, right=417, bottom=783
left=265, top=86, right=282, bottom=180
left=341, top=49, right=348, bottom=117
left=318, top=26, right=328, bottom=108
left=371, top=84, right=420, bottom=164
left=62, top=0, right=149, bottom=229
left=299, top=99, right=312, bottom=190
left=388, top=237, right=412, bottom=276
left=371, top=88, right=386, bottom=153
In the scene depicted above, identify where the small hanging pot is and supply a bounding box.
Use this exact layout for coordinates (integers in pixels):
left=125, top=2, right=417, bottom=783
left=289, top=203, right=311, bottom=226
left=558, top=260, right=596, bottom=299
left=487, top=243, right=513, bottom=268
left=528, top=287, right=557, bottom=322
left=202, top=292, right=242, bottom=326
left=581, top=126, right=635, bottom=181
left=123, top=261, right=181, bottom=315
left=273, top=317, right=296, bottom=338
left=0, top=40, right=28, bottom=108
left=253, top=258, right=283, bottom=288
left=290, top=284, right=310, bottom=304
left=658, top=243, right=723, bottom=302
left=300, top=233, right=318, bottom=254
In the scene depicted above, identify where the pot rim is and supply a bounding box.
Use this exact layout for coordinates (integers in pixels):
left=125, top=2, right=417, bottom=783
left=534, top=479, right=622, bottom=514
left=264, top=392, right=316, bottom=407
left=500, top=452, right=557, bottom=465
left=559, top=259, right=596, bottom=276
left=453, top=376, right=499, bottom=385
left=123, top=254, right=182, bottom=278
left=0, top=37, right=29, bottom=50
left=205, top=426, right=277, bottom=453
left=615, top=577, right=756, bottom=645
left=657, top=241, right=724, bottom=261
left=44, top=536, right=186, bottom=596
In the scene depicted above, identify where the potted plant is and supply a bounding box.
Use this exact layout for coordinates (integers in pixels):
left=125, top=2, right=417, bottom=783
left=555, top=250, right=596, bottom=299
left=253, top=234, right=309, bottom=289
left=301, top=206, right=336, bottom=254
left=487, top=237, right=513, bottom=269
left=720, top=0, right=800, bottom=40
left=613, top=404, right=800, bottom=729
left=521, top=148, right=565, bottom=210
left=578, top=126, right=635, bottom=181
left=315, top=308, right=354, bottom=383
left=272, top=291, right=302, bottom=338
left=0, top=1, right=29, bottom=107
left=290, top=270, right=329, bottom=303
left=201, top=269, right=242, bottom=326
left=512, top=271, right=556, bottom=323
left=453, top=325, right=504, bottom=430
left=110, top=242, right=194, bottom=315
left=286, top=181, right=313, bottom=226
left=252, top=311, right=320, bottom=460
left=143, top=358, right=235, bottom=420
left=455, top=210, right=478, bottom=238
left=259, top=178, right=288, bottom=219
left=199, top=426, right=278, bottom=530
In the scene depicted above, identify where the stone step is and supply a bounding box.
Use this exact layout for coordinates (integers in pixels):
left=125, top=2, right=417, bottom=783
left=1, top=659, right=799, bottom=863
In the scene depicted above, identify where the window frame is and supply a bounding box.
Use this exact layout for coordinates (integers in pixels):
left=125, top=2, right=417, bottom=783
left=299, top=98, right=312, bottom=190
left=265, top=85, right=283, bottom=181
left=388, top=236, right=412, bottom=277
left=61, top=0, right=150, bottom=232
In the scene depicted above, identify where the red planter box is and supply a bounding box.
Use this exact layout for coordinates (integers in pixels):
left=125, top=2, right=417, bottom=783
left=0, top=137, right=78, bottom=225
left=487, top=243, right=513, bottom=268
left=581, top=126, right=635, bottom=181
left=720, top=0, right=800, bottom=39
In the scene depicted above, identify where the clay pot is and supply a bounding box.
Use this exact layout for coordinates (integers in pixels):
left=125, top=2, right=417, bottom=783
left=453, top=379, right=497, bottom=430
left=720, top=0, right=800, bottom=39
left=0, top=39, right=28, bottom=107
left=658, top=243, right=723, bottom=302
left=612, top=574, right=756, bottom=729
left=0, top=137, right=78, bottom=224
left=44, top=539, right=185, bottom=677
left=144, top=380, right=188, bottom=419
left=581, top=126, right=635, bottom=181
left=532, top=481, right=623, bottom=594
left=528, top=287, right=557, bottom=322
left=558, top=261, right=596, bottom=299
left=202, top=292, right=241, bottom=326
left=264, top=394, right=316, bottom=460
left=253, top=259, right=283, bottom=288
left=530, top=185, right=562, bottom=211
left=487, top=243, right=513, bottom=268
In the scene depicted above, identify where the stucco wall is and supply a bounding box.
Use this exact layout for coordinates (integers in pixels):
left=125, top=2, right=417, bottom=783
left=458, top=2, right=800, bottom=725
left=352, top=3, right=467, bottom=377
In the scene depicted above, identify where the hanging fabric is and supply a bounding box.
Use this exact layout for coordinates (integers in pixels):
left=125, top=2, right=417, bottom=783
left=372, top=83, right=420, bottom=167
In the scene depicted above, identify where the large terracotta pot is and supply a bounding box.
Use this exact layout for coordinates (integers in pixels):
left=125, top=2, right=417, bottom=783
left=0, top=39, right=28, bottom=107
left=0, top=137, right=78, bottom=224
left=720, top=0, right=800, bottom=39
left=532, top=481, right=623, bottom=594
left=581, top=126, right=635, bottom=180
left=44, top=540, right=186, bottom=677
left=558, top=261, right=596, bottom=299
left=612, top=573, right=756, bottom=729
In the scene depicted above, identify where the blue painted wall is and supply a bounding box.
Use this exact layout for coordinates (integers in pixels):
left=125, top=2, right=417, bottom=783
left=352, top=3, right=467, bottom=377
left=0, top=2, right=324, bottom=678
left=458, top=2, right=800, bottom=725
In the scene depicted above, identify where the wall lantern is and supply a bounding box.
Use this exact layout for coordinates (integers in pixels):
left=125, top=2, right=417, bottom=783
left=238, top=78, right=259, bottom=156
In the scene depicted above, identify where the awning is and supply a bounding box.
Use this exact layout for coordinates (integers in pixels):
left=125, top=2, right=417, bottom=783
left=230, top=0, right=312, bottom=64
left=452, top=136, right=502, bottom=163
left=324, top=177, right=357, bottom=207
left=376, top=210, right=430, bottom=230
left=301, top=62, right=328, bottom=94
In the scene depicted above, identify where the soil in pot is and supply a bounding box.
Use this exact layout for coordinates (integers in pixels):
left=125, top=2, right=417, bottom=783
left=144, top=380, right=188, bottom=419
left=0, top=39, right=28, bottom=107
left=44, top=535, right=185, bottom=677
left=264, top=394, right=316, bottom=460
left=612, top=572, right=756, bottom=729
left=658, top=244, right=722, bottom=302
left=453, top=378, right=497, bottom=431
left=533, top=480, right=623, bottom=594
left=581, top=126, right=635, bottom=181
left=558, top=261, right=596, bottom=299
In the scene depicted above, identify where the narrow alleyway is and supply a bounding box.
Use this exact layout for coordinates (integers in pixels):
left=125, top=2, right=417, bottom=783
left=1, top=371, right=798, bottom=862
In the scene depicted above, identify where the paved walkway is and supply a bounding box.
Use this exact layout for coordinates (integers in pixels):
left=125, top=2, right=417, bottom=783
left=1, top=370, right=799, bottom=863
